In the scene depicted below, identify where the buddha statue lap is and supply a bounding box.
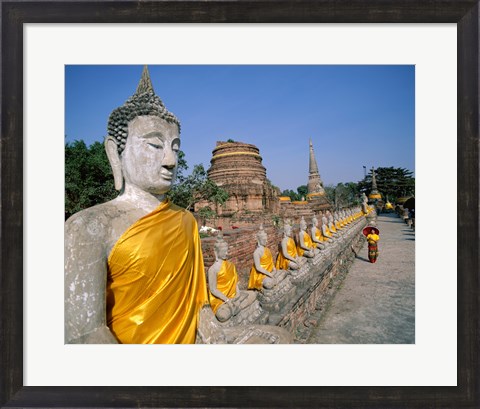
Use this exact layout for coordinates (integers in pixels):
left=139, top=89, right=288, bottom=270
left=248, top=225, right=296, bottom=312
left=208, top=233, right=268, bottom=326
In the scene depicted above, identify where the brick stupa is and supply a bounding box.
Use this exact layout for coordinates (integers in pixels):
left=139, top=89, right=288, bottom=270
left=203, top=141, right=279, bottom=215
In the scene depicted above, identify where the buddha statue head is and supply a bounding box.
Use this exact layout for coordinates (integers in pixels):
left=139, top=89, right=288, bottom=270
left=312, top=216, right=318, bottom=227
left=256, top=224, right=267, bottom=246
left=104, top=66, right=181, bottom=195
left=299, top=216, right=307, bottom=231
left=283, top=220, right=292, bottom=237
left=214, top=232, right=229, bottom=261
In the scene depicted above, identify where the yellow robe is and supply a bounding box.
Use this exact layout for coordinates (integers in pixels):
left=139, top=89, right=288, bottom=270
left=208, top=260, right=238, bottom=313
left=314, top=228, right=325, bottom=242
left=106, top=200, right=208, bottom=344
left=248, top=247, right=274, bottom=290
left=276, top=237, right=298, bottom=270
left=297, top=231, right=315, bottom=256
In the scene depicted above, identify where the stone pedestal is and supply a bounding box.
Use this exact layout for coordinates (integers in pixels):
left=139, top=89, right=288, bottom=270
left=219, top=299, right=269, bottom=327
left=257, top=276, right=297, bottom=313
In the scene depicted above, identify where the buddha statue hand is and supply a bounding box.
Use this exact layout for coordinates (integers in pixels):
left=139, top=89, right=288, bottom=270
left=302, top=249, right=315, bottom=258
left=215, top=300, right=235, bottom=322
left=288, top=259, right=300, bottom=270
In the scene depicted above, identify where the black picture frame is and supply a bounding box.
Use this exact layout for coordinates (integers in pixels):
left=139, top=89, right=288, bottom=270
left=2, top=1, right=478, bottom=407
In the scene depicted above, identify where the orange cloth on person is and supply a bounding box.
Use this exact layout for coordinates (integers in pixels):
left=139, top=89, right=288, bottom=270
left=276, top=237, right=298, bottom=270
left=208, top=260, right=238, bottom=313
left=106, top=200, right=208, bottom=344
left=248, top=247, right=274, bottom=290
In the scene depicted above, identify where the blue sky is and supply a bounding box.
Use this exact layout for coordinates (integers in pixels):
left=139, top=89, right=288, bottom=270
left=65, top=65, right=414, bottom=191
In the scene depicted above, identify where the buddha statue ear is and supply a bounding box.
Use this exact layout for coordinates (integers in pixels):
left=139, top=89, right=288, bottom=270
left=105, top=136, right=124, bottom=191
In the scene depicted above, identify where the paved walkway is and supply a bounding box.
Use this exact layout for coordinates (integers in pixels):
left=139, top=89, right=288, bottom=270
left=307, top=213, right=415, bottom=344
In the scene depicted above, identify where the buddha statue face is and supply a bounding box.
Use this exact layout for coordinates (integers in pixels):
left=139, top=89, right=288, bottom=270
left=312, top=217, right=318, bottom=227
left=215, top=242, right=229, bottom=260
left=300, top=220, right=307, bottom=231
left=284, top=225, right=292, bottom=237
left=121, top=115, right=180, bottom=195
left=257, top=231, right=267, bottom=246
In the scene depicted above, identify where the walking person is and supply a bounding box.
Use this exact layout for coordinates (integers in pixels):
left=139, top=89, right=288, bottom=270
left=363, top=226, right=380, bottom=263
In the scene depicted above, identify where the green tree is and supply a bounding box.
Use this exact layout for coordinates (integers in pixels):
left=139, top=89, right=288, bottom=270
left=280, top=189, right=300, bottom=201
left=168, top=163, right=229, bottom=211
left=65, top=140, right=117, bottom=219
left=357, top=167, right=415, bottom=201
left=296, top=185, right=308, bottom=199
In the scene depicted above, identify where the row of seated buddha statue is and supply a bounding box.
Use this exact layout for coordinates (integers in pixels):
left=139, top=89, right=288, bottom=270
left=64, top=67, right=368, bottom=345
left=206, top=206, right=367, bottom=327
left=65, top=66, right=292, bottom=345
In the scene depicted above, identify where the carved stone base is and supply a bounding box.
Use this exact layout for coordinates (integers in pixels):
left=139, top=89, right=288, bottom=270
left=288, top=259, right=313, bottom=287
left=196, top=306, right=292, bottom=344
left=257, top=276, right=297, bottom=313
left=220, top=299, right=269, bottom=327
left=225, top=325, right=293, bottom=344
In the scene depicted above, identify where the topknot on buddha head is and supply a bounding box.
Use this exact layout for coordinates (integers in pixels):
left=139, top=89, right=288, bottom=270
left=107, top=66, right=181, bottom=155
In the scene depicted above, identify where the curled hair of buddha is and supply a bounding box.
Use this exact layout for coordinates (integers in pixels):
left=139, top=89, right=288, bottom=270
left=107, top=65, right=181, bottom=155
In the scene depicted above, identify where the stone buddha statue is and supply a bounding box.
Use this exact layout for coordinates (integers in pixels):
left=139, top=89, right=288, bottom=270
left=248, top=225, right=287, bottom=290
left=64, top=67, right=211, bottom=344
left=207, top=233, right=258, bottom=323
left=248, top=225, right=295, bottom=312
left=361, top=192, right=369, bottom=214
left=321, top=212, right=335, bottom=242
left=296, top=216, right=317, bottom=258
left=311, top=216, right=326, bottom=249
left=326, top=210, right=338, bottom=234
left=275, top=221, right=301, bottom=270
left=276, top=220, right=311, bottom=286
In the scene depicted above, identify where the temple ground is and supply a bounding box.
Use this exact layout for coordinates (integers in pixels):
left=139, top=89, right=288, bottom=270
left=302, top=213, right=415, bottom=344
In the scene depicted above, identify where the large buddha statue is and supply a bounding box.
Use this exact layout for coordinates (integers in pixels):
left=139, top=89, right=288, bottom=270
left=207, top=233, right=258, bottom=323
left=64, top=67, right=210, bottom=344
left=296, top=216, right=317, bottom=258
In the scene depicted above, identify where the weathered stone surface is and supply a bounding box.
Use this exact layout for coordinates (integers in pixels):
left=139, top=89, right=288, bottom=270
left=257, top=275, right=297, bottom=313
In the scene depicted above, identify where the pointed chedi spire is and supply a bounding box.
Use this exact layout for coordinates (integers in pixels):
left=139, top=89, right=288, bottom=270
left=368, top=167, right=382, bottom=200
left=307, top=138, right=325, bottom=197
left=309, top=138, right=319, bottom=174
left=371, top=167, right=378, bottom=191
left=135, top=65, right=155, bottom=95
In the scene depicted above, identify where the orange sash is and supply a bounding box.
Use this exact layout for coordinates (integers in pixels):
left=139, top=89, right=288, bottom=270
left=107, top=200, right=208, bottom=344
